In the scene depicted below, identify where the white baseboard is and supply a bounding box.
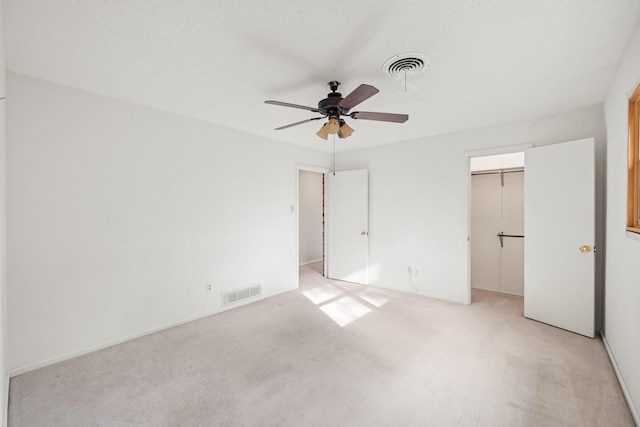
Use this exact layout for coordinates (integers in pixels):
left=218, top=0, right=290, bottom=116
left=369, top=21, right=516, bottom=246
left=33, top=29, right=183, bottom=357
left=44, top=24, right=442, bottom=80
left=8, top=287, right=296, bottom=378
left=602, top=334, right=639, bottom=426
left=371, top=282, right=466, bottom=305
left=471, top=285, right=524, bottom=297
left=3, top=370, right=7, bottom=427
left=299, top=258, right=322, bottom=266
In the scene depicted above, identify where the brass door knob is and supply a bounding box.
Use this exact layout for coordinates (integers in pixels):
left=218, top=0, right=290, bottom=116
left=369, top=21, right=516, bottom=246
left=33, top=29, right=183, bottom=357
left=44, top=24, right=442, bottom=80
left=579, top=245, right=591, bottom=253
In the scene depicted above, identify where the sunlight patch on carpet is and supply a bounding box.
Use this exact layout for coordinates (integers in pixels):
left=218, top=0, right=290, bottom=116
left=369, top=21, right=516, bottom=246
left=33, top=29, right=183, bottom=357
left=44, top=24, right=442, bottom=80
left=320, top=296, right=371, bottom=327
left=302, top=284, right=343, bottom=305
left=356, top=290, right=389, bottom=308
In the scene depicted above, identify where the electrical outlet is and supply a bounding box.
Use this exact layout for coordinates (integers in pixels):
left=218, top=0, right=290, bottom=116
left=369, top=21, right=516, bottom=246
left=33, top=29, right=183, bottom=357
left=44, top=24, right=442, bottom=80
left=407, top=266, right=412, bottom=273
left=415, top=268, right=420, bottom=277
left=205, top=282, right=213, bottom=292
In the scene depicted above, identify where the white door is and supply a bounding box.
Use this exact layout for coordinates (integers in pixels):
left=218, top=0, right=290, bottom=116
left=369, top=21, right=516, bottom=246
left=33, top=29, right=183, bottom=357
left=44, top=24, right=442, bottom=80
left=326, top=169, right=369, bottom=284
left=524, top=138, right=595, bottom=337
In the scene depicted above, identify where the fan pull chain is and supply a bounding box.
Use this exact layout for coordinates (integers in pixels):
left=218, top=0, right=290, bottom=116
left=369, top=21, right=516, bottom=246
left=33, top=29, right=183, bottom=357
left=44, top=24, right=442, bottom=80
left=404, top=69, right=407, bottom=93
left=332, top=134, right=336, bottom=174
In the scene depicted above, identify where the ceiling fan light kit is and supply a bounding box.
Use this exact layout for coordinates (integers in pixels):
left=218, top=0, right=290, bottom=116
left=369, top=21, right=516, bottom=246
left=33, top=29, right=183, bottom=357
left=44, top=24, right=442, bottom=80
left=316, top=118, right=354, bottom=140
left=338, top=120, right=355, bottom=138
left=265, top=81, right=408, bottom=140
left=316, top=118, right=339, bottom=140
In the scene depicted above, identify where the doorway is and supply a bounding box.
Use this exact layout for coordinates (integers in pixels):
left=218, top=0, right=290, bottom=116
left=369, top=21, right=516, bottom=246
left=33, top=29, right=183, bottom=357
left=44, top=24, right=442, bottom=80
left=297, top=165, right=330, bottom=286
left=469, top=151, right=525, bottom=302
left=467, top=140, right=595, bottom=336
left=299, top=170, right=324, bottom=267
left=297, top=166, right=370, bottom=288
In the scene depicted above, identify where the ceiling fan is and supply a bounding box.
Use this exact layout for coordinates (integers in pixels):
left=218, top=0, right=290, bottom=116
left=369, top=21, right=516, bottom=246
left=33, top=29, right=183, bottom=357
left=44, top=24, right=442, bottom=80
left=264, top=81, right=409, bottom=140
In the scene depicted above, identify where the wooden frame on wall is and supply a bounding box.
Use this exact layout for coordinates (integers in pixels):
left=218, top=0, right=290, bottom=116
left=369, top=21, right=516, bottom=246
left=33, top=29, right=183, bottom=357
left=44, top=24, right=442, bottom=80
left=628, top=84, right=640, bottom=234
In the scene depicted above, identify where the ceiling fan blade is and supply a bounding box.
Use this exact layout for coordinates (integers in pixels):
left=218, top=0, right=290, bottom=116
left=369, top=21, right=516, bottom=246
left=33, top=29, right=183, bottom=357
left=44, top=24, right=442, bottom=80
left=265, top=100, right=319, bottom=112
left=274, top=117, right=324, bottom=130
left=350, top=111, right=409, bottom=123
left=338, top=84, right=379, bottom=110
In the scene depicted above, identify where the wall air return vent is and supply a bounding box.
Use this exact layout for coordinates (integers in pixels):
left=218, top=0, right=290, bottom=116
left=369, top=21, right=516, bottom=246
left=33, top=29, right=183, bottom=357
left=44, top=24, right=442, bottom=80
left=222, top=284, right=262, bottom=307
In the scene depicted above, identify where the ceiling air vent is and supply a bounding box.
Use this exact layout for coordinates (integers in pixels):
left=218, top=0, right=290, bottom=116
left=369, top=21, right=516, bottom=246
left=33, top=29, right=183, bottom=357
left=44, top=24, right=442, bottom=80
left=382, top=52, right=430, bottom=77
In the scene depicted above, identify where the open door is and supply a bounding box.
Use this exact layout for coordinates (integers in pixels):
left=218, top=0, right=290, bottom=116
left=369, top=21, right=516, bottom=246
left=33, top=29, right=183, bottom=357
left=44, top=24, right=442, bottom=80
left=524, top=138, right=595, bottom=337
left=326, top=169, right=369, bottom=284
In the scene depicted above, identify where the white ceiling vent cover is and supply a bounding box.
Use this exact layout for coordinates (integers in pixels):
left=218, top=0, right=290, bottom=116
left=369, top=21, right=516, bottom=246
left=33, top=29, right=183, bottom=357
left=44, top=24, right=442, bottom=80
left=382, top=52, right=430, bottom=77
left=222, top=284, right=262, bottom=306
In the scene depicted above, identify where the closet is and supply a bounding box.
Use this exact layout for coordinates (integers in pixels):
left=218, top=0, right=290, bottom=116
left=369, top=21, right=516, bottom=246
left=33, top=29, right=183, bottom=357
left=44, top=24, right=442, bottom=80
left=470, top=153, right=524, bottom=296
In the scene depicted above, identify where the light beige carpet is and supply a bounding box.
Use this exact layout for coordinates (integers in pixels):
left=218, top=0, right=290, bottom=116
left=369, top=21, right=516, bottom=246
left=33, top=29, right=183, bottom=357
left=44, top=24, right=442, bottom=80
left=8, top=263, right=634, bottom=426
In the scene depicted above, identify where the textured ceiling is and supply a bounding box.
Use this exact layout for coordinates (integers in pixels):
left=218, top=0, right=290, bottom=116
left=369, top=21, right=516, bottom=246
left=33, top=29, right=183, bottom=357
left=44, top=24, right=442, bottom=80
left=3, top=1, right=640, bottom=152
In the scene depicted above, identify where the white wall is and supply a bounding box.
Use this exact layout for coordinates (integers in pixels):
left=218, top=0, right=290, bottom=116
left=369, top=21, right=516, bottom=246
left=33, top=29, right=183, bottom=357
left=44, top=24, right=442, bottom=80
left=470, top=152, right=524, bottom=171
left=336, top=105, right=606, bottom=312
left=0, top=4, right=7, bottom=425
left=6, top=73, right=330, bottom=372
left=298, top=170, right=323, bottom=265
left=603, top=28, right=640, bottom=423
left=3, top=66, right=616, bottom=417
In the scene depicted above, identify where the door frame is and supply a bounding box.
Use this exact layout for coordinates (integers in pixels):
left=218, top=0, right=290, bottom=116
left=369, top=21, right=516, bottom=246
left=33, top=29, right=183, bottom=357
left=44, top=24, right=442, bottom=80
left=296, top=163, right=331, bottom=288
left=465, top=144, right=532, bottom=305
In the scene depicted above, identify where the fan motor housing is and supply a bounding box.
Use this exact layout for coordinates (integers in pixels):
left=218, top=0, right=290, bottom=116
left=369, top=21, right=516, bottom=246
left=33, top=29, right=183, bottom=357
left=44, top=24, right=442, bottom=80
left=317, top=81, right=349, bottom=117
left=318, top=94, right=348, bottom=117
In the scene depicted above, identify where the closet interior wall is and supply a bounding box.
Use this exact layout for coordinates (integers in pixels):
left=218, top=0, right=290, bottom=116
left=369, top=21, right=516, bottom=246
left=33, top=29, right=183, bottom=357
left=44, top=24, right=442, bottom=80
left=470, top=169, right=524, bottom=296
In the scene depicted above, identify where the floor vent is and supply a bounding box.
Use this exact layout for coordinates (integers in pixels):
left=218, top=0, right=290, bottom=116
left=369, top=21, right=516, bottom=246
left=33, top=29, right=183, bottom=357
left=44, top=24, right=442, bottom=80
left=222, top=285, right=262, bottom=306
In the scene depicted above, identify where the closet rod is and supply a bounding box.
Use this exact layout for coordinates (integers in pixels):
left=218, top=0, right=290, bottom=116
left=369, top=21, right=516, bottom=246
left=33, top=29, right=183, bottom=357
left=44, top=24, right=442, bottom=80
left=497, top=231, right=525, bottom=247
left=471, top=168, right=524, bottom=176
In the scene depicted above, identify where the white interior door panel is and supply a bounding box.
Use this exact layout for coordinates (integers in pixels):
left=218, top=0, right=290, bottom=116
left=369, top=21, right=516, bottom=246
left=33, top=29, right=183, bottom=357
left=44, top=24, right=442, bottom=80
left=326, top=170, right=368, bottom=285
left=524, top=138, right=595, bottom=337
